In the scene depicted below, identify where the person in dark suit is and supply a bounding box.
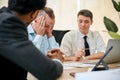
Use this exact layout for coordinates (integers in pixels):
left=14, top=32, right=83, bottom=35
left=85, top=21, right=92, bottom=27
left=0, top=0, right=63, bottom=80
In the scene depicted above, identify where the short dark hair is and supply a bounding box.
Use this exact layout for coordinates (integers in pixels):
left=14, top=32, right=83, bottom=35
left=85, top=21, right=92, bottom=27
left=8, top=0, right=46, bottom=14
left=43, top=7, right=55, bottom=19
left=77, top=9, right=93, bottom=20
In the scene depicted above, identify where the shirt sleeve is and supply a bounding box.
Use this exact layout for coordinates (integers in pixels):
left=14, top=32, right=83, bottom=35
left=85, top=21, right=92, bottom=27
left=48, top=36, right=59, bottom=49
left=96, top=31, right=106, bottom=53
left=32, top=35, right=43, bottom=50
left=60, top=31, right=73, bottom=56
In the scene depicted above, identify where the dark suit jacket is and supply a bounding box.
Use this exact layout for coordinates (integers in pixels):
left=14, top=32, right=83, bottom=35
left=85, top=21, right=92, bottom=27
left=0, top=7, right=63, bottom=80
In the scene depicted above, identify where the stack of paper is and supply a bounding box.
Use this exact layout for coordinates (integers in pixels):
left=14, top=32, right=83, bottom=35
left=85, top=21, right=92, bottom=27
left=75, top=68, right=120, bottom=80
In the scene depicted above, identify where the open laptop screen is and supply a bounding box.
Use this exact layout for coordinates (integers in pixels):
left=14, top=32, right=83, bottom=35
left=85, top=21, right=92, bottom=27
left=103, top=39, right=120, bottom=64
left=70, top=45, right=113, bottom=77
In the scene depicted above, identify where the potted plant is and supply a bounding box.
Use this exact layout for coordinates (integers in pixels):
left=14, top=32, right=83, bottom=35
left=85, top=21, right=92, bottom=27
left=104, top=0, right=120, bottom=39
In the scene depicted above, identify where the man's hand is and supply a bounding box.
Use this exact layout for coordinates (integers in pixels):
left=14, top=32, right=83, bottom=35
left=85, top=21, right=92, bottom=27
left=75, top=49, right=85, bottom=61
left=32, top=15, right=46, bottom=36
left=46, top=26, right=53, bottom=37
left=47, top=49, right=64, bottom=62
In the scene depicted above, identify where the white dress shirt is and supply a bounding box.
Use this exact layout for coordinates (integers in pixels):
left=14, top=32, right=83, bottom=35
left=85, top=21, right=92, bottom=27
left=60, top=30, right=106, bottom=56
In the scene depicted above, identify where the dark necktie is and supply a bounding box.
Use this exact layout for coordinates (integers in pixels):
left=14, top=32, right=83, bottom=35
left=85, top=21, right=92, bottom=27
left=83, top=36, right=90, bottom=56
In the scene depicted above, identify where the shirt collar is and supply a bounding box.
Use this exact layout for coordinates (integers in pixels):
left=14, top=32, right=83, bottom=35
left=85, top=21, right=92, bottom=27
left=27, top=25, right=47, bottom=37
left=77, top=29, right=91, bottom=38
left=27, top=24, right=35, bottom=34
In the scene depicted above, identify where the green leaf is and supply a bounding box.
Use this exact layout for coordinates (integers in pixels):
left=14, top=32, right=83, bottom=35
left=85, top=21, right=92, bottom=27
left=112, top=0, right=120, bottom=12
left=119, top=2, right=120, bottom=6
left=104, top=17, right=118, bottom=32
left=108, top=31, right=120, bottom=39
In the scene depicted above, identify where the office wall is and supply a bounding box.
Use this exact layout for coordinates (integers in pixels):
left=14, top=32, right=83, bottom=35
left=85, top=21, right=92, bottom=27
left=0, top=0, right=8, bottom=7
left=77, top=0, right=120, bottom=43
left=0, top=0, right=120, bottom=43
left=47, top=0, right=78, bottom=30
left=47, top=0, right=120, bottom=43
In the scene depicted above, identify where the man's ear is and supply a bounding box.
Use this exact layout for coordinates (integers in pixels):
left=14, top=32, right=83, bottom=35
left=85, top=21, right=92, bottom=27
left=30, top=10, right=40, bottom=20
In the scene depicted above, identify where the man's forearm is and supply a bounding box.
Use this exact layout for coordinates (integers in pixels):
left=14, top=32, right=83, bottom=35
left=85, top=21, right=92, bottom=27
left=53, top=60, right=63, bottom=78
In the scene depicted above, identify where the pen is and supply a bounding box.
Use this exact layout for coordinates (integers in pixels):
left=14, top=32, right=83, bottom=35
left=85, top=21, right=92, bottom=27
left=84, top=48, right=89, bottom=50
left=77, top=48, right=89, bottom=50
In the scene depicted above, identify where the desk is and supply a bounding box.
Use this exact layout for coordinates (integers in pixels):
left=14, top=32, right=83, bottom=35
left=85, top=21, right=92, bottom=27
left=57, top=61, right=120, bottom=80
left=27, top=61, right=120, bottom=80
left=57, top=67, right=88, bottom=80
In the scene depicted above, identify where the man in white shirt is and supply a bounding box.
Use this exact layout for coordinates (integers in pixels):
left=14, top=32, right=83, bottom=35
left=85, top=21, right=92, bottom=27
left=60, top=9, right=106, bottom=61
left=27, top=7, right=59, bottom=55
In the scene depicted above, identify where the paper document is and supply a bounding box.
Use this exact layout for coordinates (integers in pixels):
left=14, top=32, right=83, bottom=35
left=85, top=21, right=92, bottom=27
left=83, top=59, right=99, bottom=64
left=75, top=68, right=120, bottom=80
left=63, top=62, right=95, bottom=69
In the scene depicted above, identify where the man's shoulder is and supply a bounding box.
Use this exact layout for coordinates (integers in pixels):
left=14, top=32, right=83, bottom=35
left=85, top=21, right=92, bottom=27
left=62, top=30, right=79, bottom=41
left=89, top=30, right=102, bottom=39
left=89, top=30, right=100, bottom=35
left=65, top=30, right=77, bottom=36
left=0, top=7, right=23, bottom=25
left=90, top=30, right=99, bottom=33
left=0, top=7, right=15, bottom=19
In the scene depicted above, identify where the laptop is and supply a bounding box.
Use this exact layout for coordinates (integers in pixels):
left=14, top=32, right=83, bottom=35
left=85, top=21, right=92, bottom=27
left=92, top=39, right=120, bottom=71
left=103, top=39, right=120, bottom=64
left=70, top=39, right=120, bottom=76
left=84, top=39, right=120, bottom=64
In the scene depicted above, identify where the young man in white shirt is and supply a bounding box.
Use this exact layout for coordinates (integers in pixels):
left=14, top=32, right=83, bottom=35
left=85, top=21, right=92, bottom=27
left=60, top=9, right=106, bottom=61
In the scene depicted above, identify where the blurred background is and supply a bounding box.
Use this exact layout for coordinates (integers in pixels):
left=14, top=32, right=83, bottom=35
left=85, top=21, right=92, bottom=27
left=0, top=0, right=120, bottom=44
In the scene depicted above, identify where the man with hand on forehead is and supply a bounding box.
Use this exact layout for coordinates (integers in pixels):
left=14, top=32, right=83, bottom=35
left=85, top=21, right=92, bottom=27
left=27, top=7, right=59, bottom=55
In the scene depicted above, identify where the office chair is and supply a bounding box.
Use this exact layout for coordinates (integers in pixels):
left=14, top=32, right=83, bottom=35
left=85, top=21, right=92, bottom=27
left=52, top=30, right=70, bottom=45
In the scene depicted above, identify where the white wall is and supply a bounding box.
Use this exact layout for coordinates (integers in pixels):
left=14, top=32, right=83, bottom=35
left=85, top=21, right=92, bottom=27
left=47, top=0, right=78, bottom=30
left=1, top=0, right=120, bottom=43
left=47, top=0, right=120, bottom=43
left=0, top=0, right=8, bottom=8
